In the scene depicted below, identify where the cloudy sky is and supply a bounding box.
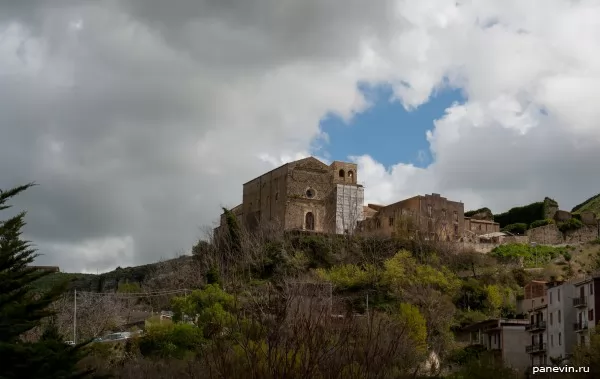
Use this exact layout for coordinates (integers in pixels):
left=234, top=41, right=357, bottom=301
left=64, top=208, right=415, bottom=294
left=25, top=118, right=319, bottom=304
left=2, top=0, right=600, bottom=273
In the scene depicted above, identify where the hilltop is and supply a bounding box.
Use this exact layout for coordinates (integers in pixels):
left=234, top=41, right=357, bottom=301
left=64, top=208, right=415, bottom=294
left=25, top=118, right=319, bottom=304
left=571, top=193, right=600, bottom=215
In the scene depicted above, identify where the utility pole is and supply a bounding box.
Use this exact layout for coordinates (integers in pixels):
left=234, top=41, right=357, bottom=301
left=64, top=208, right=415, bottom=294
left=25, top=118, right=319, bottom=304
left=73, top=289, right=77, bottom=344
left=366, top=292, right=370, bottom=327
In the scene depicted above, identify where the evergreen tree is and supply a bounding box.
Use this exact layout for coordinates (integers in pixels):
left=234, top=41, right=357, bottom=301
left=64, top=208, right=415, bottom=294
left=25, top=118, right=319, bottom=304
left=0, top=184, right=95, bottom=379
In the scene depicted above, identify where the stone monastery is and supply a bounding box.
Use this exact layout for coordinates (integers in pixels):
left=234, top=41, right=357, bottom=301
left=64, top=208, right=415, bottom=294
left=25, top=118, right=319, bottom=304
left=215, top=156, right=501, bottom=241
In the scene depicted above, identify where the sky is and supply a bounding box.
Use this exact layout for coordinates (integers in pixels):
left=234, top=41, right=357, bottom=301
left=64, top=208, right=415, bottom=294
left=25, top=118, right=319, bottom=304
left=1, top=0, right=600, bottom=273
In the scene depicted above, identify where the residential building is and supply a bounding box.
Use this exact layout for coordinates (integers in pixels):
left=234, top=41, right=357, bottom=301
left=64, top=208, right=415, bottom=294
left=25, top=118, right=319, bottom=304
left=524, top=280, right=549, bottom=366
left=572, top=274, right=600, bottom=347
left=547, top=281, right=577, bottom=362
left=462, top=319, right=530, bottom=371
left=464, top=217, right=501, bottom=236
left=359, top=193, right=465, bottom=241
left=214, top=157, right=364, bottom=236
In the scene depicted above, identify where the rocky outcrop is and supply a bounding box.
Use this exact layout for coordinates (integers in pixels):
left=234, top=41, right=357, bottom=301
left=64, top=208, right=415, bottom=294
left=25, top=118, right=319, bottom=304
left=553, top=210, right=572, bottom=223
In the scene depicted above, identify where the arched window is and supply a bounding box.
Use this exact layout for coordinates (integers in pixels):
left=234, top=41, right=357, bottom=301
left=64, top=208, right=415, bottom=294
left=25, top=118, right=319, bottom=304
left=305, top=212, right=315, bottom=231
left=338, top=169, right=345, bottom=178
left=348, top=170, right=354, bottom=179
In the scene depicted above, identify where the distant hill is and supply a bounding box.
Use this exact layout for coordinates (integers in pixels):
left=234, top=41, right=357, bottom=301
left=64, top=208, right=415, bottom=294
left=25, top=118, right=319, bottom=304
left=571, top=193, right=600, bottom=216
left=31, top=255, right=194, bottom=293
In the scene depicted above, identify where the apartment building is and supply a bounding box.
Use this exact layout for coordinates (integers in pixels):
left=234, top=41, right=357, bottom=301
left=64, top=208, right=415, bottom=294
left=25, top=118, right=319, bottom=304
left=524, top=281, right=548, bottom=365
left=547, top=281, right=577, bottom=361
left=572, top=274, right=600, bottom=346
left=462, top=319, right=530, bottom=371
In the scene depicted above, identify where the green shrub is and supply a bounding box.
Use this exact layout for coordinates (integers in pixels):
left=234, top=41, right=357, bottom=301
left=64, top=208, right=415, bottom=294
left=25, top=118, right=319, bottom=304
left=501, top=223, right=528, bottom=235
left=315, top=263, right=379, bottom=291
left=138, top=323, right=205, bottom=359
left=558, top=218, right=584, bottom=233
left=494, top=197, right=558, bottom=227
left=490, top=243, right=566, bottom=268
left=529, top=219, right=555, bottom=229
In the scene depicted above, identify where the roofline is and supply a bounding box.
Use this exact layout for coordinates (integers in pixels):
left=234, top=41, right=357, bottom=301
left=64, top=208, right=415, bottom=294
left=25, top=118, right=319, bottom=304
left=243, top=156, right=336, bottom=186
left=242, top=161, right=291, bottom=186
left=462, top=318, right=528, bottom=331
left=330, top=160, right=356, bottom=166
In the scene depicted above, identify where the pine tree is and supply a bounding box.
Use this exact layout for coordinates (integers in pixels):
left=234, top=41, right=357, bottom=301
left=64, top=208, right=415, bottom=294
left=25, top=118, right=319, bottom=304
left=0, top=184, right=95, bottom=379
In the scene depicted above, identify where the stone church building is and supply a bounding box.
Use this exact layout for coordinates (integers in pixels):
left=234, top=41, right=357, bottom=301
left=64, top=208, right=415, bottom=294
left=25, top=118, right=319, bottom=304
left=215, top=157, right=365, bottom=236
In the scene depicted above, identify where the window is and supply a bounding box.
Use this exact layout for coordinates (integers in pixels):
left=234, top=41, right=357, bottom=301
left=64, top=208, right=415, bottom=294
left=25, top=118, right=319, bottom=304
left=442, top=209, right=447, bottom=217
left=428, top=219, right=433, bottom=232
left=348, top=170, right=354, bottom=179
left=550, top=292, right=552, bottom=304
left=454, top=224, right=459, bottom=236
left=338, top=169, right=345, bottom=178
left=454, top=211, right=458, bottom=222
left=581, top=335, right=585, bottom=346
left=551, top=334, right=554, bottom=347
left=559, top=333, right=562, bottom=346
left=591, top=283, right=594, bottom=295
left=478, top=224, right=482, bottom=231
left=375, top=219, right=381, bottom=229
left=558, top=310, right=562, bottom=323
left=275, top=192, right=279, bottom=201
left=589, top=309, right=594, bottom=321
left=306, top=188, right=315, bottom=198
left=305, top=212, right=315, bottom=231
left=389, top=217, right=394, bottom=227
left=558, top=289, right=561, bottom=302
left=427, top=204, right=432, bottom=217
left=550, top=312, right=553, bottom=325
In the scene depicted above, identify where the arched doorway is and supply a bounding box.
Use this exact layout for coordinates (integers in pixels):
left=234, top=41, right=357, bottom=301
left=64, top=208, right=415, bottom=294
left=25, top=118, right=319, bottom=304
left=305, top=212, right=315, bottom=231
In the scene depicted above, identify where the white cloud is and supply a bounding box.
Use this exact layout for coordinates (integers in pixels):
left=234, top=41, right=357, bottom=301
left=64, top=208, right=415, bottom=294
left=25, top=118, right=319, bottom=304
left=1, top=0, right=600, bottom=271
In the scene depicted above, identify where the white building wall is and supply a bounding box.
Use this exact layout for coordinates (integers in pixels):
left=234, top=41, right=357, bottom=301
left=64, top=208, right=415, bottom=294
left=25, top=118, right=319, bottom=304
left=335, top=184, right=364, bottom=234
left=574, top=280, right=596, bottom=346
left=547, top=283, right=576, bottom=361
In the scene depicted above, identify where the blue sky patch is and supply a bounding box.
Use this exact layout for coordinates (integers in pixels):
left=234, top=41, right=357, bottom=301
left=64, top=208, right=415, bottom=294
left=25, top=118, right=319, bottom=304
left=317, top=83, right=466, bottom=168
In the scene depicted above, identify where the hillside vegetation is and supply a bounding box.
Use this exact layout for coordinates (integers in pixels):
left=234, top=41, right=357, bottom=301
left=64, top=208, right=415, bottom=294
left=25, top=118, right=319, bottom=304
left=493, top=197, right=558, bottom=228
left=22, top=206, right=600, bottom=379
left=572, top=193, right=600, bottom=215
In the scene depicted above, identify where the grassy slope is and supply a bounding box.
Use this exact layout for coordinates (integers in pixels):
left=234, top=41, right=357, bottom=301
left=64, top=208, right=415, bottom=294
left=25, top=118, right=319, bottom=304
left=571, top=193, right=600, bottom=215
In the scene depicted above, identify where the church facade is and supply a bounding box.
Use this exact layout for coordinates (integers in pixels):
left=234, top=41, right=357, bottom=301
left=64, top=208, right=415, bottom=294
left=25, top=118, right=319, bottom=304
left=215, top=157, right=365, bottom=236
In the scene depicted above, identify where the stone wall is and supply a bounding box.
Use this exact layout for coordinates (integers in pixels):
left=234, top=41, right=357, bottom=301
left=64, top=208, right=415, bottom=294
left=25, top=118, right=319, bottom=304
left=553, top=210, right=572, bottom=222
left=526, top=224, right=564, bottom=245
left=564, top=225, right=599, bottom=244
left=527, top=223, right=599, bottom=244
left=580, top=211, right=598, bottom=225
left=501, top=235, right=529, bottom=244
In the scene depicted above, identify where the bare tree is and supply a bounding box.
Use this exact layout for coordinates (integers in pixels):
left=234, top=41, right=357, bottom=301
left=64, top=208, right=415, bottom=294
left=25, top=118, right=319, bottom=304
left=51, top=292, right=126, bottom=341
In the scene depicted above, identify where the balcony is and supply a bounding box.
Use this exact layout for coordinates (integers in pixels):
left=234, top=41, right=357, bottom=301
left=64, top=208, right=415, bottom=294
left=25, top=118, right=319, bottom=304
left=573, top=297, right=587, bottom=308
left=525, top=321, right=547, bottom=331
left=526, top=343, right=547, bottom=353
left=573, top=322, right=589, bottom=332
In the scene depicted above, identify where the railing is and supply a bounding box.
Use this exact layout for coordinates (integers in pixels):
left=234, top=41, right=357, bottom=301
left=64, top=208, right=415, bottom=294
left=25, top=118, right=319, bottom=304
left=573, top=322, right=589, bottom=331
left=573, top=297, right=587, bottom=307
left=525, top=321, right=547, bottom=331
left=526, top=343, right=547, bottom=353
